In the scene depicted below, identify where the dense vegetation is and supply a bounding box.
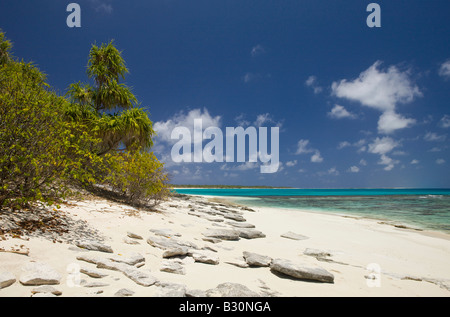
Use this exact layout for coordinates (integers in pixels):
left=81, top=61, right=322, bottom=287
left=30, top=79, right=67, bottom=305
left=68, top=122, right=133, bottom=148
left=0, top=31, right=169, bottom=210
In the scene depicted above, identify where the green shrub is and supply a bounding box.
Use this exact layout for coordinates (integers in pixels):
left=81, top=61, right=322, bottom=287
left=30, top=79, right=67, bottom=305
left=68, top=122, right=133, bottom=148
left=0, top=61, right=102, bottom=209
left=102, top=149, right=171, bottom=207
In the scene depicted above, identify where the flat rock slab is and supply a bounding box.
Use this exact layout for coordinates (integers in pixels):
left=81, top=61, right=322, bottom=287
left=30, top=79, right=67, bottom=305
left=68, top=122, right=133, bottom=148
left=243, top=251, right=272, bottom=267
left=280, top=231, right=309, bottom=241
left=75, top=240, right=113, bottom=253
left=0, top=272, right=16, bottom=289
left=206, top=283, right=260, bottom=297
left=160, top=259, right=186, bottom=275
left=190, top=251, right=219, bottom=265
left=238, top=228, right=266, bottom=239
left=270, top=258, right=334, bottom=283
left=202, top=229, right=240, bottom=241
left=109, top=253, right=145, bottom=266
left=19, top=262, right=62, bottom=286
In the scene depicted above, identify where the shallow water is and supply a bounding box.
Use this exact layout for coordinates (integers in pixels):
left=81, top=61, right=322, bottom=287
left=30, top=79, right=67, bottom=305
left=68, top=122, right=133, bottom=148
left=174, top=188, right=450, bottom=233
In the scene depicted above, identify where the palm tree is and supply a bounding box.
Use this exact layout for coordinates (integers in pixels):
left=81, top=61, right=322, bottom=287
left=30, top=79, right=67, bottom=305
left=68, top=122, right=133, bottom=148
left=67, top=40, right=155, bottom=154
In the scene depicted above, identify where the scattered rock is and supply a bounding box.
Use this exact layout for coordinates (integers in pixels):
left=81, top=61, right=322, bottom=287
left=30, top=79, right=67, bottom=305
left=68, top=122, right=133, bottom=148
left=31, top=285, right=62, bottom=296
left=238, top=228, right=266, bottom=239
left=0, top=272, right=16, bottom=289
left=76, top=254, right=100, bottom=265
left=83, top=281, right=109, bottom=288
left=224, top=258, right=249, bottom=268
left=19, top=262, right=62, bottom=286
left=122, top=267, right=158, bottom=287
left=280, top=231, right=309, bottom=241
left=160, top=259, right=186, bottom=275
left=243, top=251, right=272, bottom=267
left=304, top=248, right=332, bottom=258
left=126, top=232, right=143, bottom=240
left=202, top=229, right=240, bottom=241
left=162, top=246, right=189, bottom=258
left=80, top=267, right=108, bottom=279
left=109, top=253, right=145, bottom=266
left=190, top=251, right=219, bottom=265
left=150, top=228, right=182, bottom=238
left=115, top=288, right=135, bottom=297
left=156, top=282, right=186, bottom=297
left=75, top=240, right=113, bottom=253
left=206, top=283, right=260, bottom=297
left=226, top=221, right=255, bottom=228
left=186, top=289, right=207, bottom=297
left=270, top=258, right=334, bottom=283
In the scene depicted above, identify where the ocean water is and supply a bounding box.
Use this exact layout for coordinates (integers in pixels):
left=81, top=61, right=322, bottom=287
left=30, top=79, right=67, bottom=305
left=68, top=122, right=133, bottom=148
left=174, top=188, right=450, bottom=233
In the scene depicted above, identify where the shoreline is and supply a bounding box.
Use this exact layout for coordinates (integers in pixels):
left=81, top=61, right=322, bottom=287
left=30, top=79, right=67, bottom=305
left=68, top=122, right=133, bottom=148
left=1, top=193, right=450, bottom=297
left=190, top=194, right=450, bottom=240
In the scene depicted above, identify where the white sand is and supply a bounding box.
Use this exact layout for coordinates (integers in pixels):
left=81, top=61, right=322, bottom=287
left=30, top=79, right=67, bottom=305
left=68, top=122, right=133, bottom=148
left=1, top=194, right=449, bottom=297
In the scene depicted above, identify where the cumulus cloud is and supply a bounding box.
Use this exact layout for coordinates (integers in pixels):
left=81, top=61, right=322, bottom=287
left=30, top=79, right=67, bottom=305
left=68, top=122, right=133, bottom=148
left=154, top=108, right=221, bottom=144
left=410, top=159, right=419, bottom=165
left=439, top=115, right=450, bottom=128
left=348, top=166, right=360, bottom=173
left=436, top=158, right=446, bottom=165
left=331, top=61, right=421, bottom=134
left=439, top=60, right=450, bottom=78
left=368, top=137, right=400, bottom=171
left=424, top=132, right=447, bottom=142
left=305, top=75, right=323, bottom=94
left=368, top=137, right=399, bottom=155
left=327, top=105, right=357, bottom=119
left=310, top=151, right=324, bottom=163
left=285, top=160, right=298, bottom=167
left=89, top=0, right=113, bottom=14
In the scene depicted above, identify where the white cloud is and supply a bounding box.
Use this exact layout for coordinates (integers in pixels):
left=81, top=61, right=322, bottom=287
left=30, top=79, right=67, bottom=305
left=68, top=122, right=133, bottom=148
left=359, top=159, right=367, bottom=166
left=424, top=132, right=447, bottom=142
left=154, top=108, right=221, bottom=144
left=295, top=139, right=313, bottom=154
left=327, top=167, right=339, bottom=176
left=439, top=115, right=450, bottom=128
left=311, top=151, right=323, bottom=163
left=89, top=0, right=113, bottom=14
left=378, top=154, right=398, bottom=171
left=368, top=137, right=399, bottom=155
left=439, top=60, right=450, bottom=78
left=285, top=160, right=298, bottom=167
left=348, top=166, right=360, bottom=173
left=331, top=61, right=421, bottom=134
left=305, top=75, right=323, bottom=94
left=327, top=105, right=357, bottom=119
left=251, top=44, right=265, bottom=57
left=436, top=158, right=446, bottom=165
left=377, top=110, right=416, bottom=134
left=410, top=159, right=419, bottom=165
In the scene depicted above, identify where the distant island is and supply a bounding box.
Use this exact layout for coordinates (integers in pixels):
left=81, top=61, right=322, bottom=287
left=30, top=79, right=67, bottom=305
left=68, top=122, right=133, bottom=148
left=171, top=185, right=292, bottom=189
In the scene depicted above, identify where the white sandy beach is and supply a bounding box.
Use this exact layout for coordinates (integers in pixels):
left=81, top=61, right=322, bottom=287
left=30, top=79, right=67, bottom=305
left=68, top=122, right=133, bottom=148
left=0, top=193, right=449, bottom=297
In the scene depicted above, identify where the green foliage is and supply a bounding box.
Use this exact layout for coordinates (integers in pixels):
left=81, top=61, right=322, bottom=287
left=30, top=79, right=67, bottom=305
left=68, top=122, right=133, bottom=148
left=102, top=149, right=170, bottom=207
left=67, top=40, right=154, bottom=154
left=0, top=60, right=102, bottom=209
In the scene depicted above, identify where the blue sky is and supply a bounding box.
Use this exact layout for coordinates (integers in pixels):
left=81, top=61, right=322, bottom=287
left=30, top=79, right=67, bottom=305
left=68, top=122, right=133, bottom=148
left=1, top=0, right=450, bottom=188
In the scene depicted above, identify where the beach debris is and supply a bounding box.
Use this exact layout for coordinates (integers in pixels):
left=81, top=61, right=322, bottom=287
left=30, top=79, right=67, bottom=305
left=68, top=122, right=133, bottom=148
left=0, top=272, right=16, bottom=289
left=270, top=258, right=334, bottom=283
left=0, top=245, right=29, bottom=256
left=75, top=240, right=113, bottom=253
left=243, top=251, right=272, bottom=267
left=19, top=261, right=62, bottom=286
left=206, top=282, right=260, bottom=297
left=202, top=228, right=240, bottom=241
left=280, top=231, right=309, bottom=241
